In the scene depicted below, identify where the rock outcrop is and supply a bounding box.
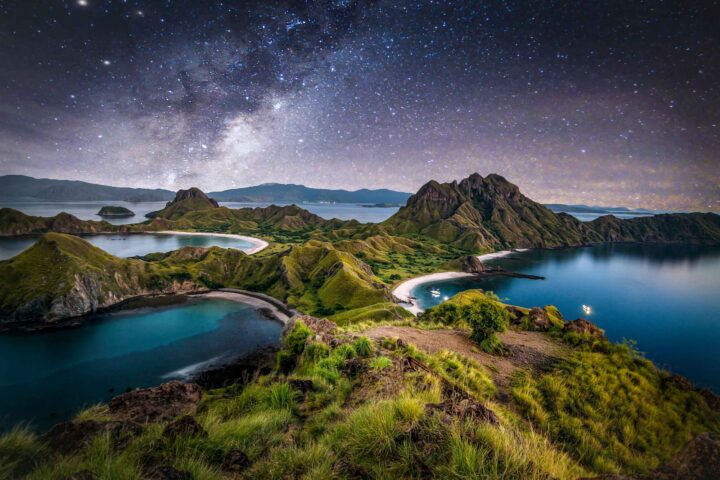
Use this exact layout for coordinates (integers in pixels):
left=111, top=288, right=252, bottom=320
left=564, top=318, right=606, bottom=340
left=583, top=432, right=720, bottom=480
left=108, top=381, right=202, bottom=423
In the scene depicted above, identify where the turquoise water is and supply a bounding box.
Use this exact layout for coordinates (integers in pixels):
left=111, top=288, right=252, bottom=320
left=0, top=233, right=256, bottom=260
left=0, top=298, right=282, bottom=431
left=412, top=244, right=720, bottom=392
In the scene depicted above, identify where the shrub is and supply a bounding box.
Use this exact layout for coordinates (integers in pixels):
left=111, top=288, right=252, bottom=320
left=277, top=321, right=312, bottom=372
left=370, top=356, right=392, bottom=370
left=267, top=382, right=296, bottom=410
left=466, top=299, right=510, bottom=353
left=424, top=302, right=461, bottom=325
left=0, top=426, right=45, bottom=479
left=352, top=336, right=373, bottom=357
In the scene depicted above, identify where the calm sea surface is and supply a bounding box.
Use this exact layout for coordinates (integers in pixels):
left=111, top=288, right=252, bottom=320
left=0, top=233, right=256, bottom=260
left=0, top=298, right=282, bottom=431
left=412, top=244, right=720, bottom=392
left=0, top=200, right=401, bottom=224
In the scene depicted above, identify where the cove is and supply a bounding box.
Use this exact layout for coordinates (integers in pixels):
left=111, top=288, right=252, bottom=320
left=0, top=297, right=282, bottom=431
left=0, top=232, right=258, bottom=260
left=411, top=244, right=720, bottom=393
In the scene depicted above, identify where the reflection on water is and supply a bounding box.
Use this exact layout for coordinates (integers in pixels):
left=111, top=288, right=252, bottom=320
left=413, top=244, right=720, bottom=392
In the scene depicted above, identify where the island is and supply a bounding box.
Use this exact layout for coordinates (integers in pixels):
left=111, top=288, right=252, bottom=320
left=96, top=205, right=135, bottom=218
left=1, top=173, right=719, bottom=479
left=361, top=202, right=404, bottom=208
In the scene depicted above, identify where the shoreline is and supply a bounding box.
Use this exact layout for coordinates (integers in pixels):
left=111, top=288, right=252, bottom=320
left=154, top=230, right=269, bottom=255
left=195, top=290, right=292, bottom=324
left=476, top=248, right=528, bottom=262
left=393, top=272, right=475, bottom=315
left=392, top=249, right=534, bottom=315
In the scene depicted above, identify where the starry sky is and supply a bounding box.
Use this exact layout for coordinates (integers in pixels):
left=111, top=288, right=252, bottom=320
left=0, top=1, right=718, bottom=211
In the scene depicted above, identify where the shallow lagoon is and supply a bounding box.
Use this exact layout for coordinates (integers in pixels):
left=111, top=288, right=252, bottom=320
left=0, top=297, right=282, bottom=431
left=412, top=244, right=720, bottom=392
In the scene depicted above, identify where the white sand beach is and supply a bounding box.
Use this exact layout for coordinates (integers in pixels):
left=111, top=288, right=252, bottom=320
left=392, top=271, right=475, bottom=315
left=393, top=249, right=531, bottom=314
left=199, top=290, right=291, bottom=324
left=155, top=230, right=269, bottom=255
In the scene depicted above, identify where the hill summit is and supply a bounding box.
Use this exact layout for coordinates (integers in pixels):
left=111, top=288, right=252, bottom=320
left=146, top=187, right=220, bottom=220
left=383, top=173, right=596, bottom=250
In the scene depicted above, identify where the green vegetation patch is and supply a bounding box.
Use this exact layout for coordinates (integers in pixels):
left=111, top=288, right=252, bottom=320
left=511, top=344, right=720, bottom=475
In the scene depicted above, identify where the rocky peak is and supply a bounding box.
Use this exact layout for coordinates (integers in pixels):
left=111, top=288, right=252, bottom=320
left=146, top=187, right=219, bottom=219
left=169, top=187, right=219, bottom=208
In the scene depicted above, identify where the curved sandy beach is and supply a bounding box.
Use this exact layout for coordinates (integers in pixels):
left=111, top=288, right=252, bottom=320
left=199, top=290, right=292, bottom=324
left=393, top=249, right=528, bottom=314
left=155, top=230, right=269, bottom=255
left=393, top=272, right=475, bottom=315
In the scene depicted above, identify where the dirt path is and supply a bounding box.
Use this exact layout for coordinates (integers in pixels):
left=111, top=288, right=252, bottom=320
left=363, top=326, right=568, bottom=396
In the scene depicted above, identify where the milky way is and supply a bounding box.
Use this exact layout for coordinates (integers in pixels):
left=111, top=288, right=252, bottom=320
left=0, top=0, right=718, bottom=210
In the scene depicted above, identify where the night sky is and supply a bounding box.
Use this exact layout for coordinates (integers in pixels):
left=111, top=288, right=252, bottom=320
left=0, top=1, right=718, bottom=211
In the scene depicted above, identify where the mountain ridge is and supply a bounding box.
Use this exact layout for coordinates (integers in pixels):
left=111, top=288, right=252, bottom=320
left=382, top=173, right=720, bottom=250
left=0, top=175, right=412, bottom=204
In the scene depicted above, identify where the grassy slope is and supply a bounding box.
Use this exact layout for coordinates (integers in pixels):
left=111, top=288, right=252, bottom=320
left=0, top=233, right=154, bottom=321
left=0, top=234, right=393, bottom=323
left=4, top=295, right=717, bottom=479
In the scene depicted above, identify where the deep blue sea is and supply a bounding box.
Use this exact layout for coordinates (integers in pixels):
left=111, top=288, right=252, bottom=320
left=0, top=298, right=282, bottom=431
left=412, top=244, right=720, bottom=392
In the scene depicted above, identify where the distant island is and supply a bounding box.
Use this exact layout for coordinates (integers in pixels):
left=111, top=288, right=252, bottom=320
left=0, top=175, right=174, bottom=202
left=0, top=175, right=412, bottom=205
left=361, top=203, right=404, bottom=208
left=209, top=183, right=412, bottom=204
left=96, top=206, right=135, bottom=217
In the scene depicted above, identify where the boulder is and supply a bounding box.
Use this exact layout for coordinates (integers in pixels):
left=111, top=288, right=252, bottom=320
left=582, top=432, right=720, bottom=480
left=563, top=318, right=606, bottom=340
left=460, top=255, right=488, bottom=273
left=222, top=449, right=251, bottom=473
left=108, top=381, right=202, bottom=423
left=527, top=307, right=552, bottom=331
left=505, top=306, right=526, bottom=323
left=146, top=466, right=193, bottom=480
left=289, top=379, right=315, bottom=393
left=657, top=432, right=720, bottom=479
left=42, top=420, right=142, bottom=455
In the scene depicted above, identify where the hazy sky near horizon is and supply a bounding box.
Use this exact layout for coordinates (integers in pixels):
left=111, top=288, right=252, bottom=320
left=0, top=1, right=718, bottom=210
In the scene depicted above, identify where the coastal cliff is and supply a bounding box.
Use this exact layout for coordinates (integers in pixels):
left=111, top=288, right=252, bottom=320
left=0, top=233, right=199, bottom=326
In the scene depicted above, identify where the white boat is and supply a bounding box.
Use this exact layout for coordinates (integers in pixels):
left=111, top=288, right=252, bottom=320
left=582, top=304, right=592, bottom=315
left=430, top=288, right=441, bottom=297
